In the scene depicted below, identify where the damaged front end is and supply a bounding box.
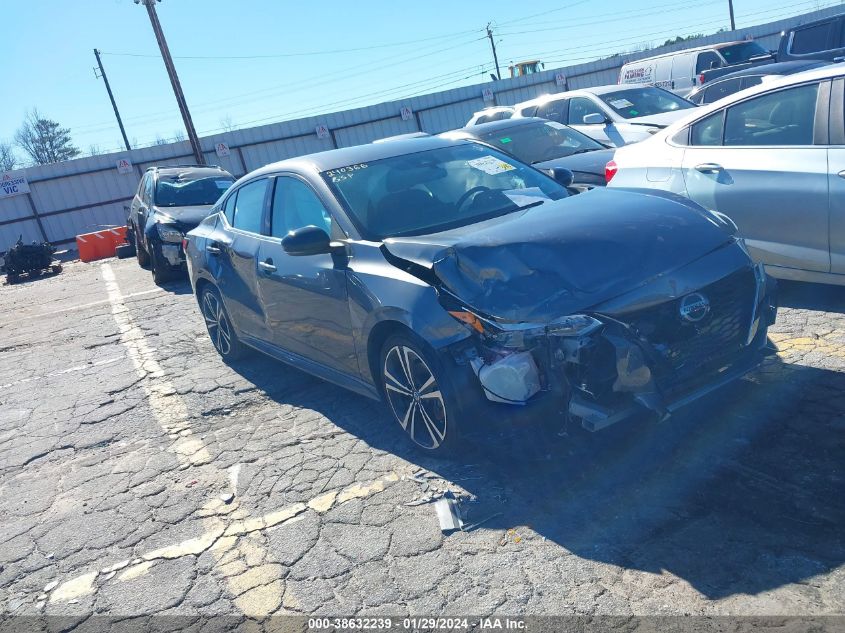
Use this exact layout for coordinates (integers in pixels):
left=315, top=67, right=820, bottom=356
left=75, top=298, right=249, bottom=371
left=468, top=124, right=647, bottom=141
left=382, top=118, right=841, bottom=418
left=440, top=261, right=777, bottom=432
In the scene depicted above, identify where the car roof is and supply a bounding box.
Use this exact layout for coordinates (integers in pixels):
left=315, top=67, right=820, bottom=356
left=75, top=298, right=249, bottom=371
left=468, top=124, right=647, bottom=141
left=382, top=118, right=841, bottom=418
left=448, top=117, right=548, bottom=136
left=623, top=40, right=760, bottom=62
left=245, top=136, right=471, bottom=179
left=699, top=60, right=832, bottom=83
left=515, top=83, right=659, bottom=108
left=151, top=165, right=232, bottom=179
left=657, top=62, right=845, bottom=133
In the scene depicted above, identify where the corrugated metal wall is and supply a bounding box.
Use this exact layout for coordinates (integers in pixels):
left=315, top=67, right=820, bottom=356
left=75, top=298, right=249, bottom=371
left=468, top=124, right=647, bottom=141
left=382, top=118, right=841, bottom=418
left=1, top=5, right=839, bottom=253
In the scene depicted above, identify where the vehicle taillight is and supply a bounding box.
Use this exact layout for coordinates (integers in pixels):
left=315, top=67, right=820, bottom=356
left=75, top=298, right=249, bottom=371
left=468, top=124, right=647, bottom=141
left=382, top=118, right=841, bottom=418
left=605, top=160, right=618, bottom=183
left=699, top=73, right=705, bottom=85
left=182, top=238, right=188, bottom=251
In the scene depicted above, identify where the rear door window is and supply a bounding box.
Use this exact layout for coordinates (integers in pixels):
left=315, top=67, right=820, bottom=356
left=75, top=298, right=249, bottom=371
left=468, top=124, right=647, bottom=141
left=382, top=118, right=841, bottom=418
left=705, top=77, right=743, bottom=103
left=231, top=179, right=268, bottom=234
left=724, top=83, right=819, bottom=146
left=791, top=21, right=836, bottom=54
left=535, top=99, right=567, bottom=123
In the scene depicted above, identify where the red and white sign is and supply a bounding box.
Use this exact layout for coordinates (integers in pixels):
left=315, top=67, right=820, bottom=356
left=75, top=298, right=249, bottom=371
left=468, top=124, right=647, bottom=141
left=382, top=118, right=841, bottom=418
left=0, top=171, right=29, bottom=198
left=315, top=124, right=331, bottom=140
left=482, top=88, right=494, bottom=102
left=400, top=106, right=413, bottom=121
left=215, top=142, right=230, bottom=157
left=555, top=72, right=567, bottom=88
left=116, top=158, right=133, bottom=175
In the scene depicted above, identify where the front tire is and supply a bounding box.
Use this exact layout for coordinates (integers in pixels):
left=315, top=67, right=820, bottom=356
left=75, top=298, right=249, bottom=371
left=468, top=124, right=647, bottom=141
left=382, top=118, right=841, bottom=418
left=200, top=286, right=246, bottom=362
left=379, top=333, right=459, bottom=452
left=136, top=234, right=150, bottom=268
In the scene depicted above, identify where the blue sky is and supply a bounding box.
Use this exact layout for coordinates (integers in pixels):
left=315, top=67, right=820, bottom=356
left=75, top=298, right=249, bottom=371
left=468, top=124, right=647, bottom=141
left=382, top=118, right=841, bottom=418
left=3, top=0, right=840, bottom=160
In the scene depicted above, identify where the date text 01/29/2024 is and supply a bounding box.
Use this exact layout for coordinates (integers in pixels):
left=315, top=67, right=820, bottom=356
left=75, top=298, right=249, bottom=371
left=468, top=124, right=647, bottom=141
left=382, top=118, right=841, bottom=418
left=306, top=617, right=526, bottom=630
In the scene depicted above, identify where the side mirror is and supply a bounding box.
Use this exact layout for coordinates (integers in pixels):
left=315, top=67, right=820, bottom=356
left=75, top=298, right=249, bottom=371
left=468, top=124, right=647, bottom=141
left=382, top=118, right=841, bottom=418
left=550, top=168, right=574, bottom=187
left=282, top=225, right=332, bottom=256
left=582, top=113, right=608, bottom=125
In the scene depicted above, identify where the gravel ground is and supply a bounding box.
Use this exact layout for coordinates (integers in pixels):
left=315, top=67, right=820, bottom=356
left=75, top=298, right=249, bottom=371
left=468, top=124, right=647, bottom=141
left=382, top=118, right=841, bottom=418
left=0, top=258, right=843, bottom=624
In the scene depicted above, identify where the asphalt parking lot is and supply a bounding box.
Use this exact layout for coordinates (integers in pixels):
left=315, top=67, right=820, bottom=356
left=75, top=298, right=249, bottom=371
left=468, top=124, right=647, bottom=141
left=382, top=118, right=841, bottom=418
left=1, top=258, right=844, bottom=621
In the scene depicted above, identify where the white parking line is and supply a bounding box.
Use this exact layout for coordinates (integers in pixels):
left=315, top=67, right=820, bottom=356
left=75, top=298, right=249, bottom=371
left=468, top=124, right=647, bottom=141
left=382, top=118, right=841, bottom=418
left=100, top=264, right=211, bottom=466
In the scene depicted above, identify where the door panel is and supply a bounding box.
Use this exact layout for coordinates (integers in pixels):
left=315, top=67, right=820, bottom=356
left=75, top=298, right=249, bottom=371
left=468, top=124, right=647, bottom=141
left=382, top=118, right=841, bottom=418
left=256, top=176, right=358, bottom=376
left=828, top=149, right=845, bottom=273
left=682, top=82, right=830, bottom=273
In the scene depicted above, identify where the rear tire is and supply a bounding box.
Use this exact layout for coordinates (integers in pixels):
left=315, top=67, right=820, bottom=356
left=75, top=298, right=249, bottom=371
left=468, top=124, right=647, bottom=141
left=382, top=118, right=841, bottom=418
left=50, top=264, right=63, bottom=273
left=200, top=286, right=247, bottom=362
left=379, top=332, right=461, bottom=453
left=6, top=273, right=18, bottom=285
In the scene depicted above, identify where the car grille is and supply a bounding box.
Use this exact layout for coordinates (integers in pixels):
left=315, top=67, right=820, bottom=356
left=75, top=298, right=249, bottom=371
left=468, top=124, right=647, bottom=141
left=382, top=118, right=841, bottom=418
left=622, top=267, right=757, bottom=396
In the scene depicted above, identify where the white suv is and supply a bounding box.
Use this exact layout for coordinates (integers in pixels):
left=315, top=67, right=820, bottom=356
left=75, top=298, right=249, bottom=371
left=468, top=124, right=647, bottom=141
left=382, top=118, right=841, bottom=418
left=512, top=85, right=697, bottom=146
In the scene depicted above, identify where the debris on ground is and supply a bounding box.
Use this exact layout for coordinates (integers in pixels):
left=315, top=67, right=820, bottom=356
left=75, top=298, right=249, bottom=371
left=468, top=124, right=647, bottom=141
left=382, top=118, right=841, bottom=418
left=433, top=493, right=463, bottom=532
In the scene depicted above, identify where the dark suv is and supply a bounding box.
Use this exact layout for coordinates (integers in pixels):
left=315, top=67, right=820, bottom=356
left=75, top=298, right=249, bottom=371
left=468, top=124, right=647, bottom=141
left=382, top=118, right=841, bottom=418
left=128, top=165, right=234, bottom=284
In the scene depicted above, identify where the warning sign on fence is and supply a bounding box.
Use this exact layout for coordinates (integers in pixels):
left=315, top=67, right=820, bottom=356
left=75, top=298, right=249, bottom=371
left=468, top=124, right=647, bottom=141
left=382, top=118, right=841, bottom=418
left=215, top=142, right=230, bottom=157
left=116, top=158, right=133, bottom=174
left=0, top=171, right=30, bottom=198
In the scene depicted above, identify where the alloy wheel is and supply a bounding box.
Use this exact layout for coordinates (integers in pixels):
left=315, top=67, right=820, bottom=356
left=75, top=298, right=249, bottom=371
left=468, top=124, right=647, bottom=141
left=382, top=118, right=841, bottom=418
left=202, top=291, right=232, bottom=356
left=383, top=345, right=447, bottom=450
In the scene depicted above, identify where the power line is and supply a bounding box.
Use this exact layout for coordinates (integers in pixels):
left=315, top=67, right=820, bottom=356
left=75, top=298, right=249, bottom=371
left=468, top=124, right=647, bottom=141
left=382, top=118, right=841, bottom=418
left=100, top=28, right=484, bottom=61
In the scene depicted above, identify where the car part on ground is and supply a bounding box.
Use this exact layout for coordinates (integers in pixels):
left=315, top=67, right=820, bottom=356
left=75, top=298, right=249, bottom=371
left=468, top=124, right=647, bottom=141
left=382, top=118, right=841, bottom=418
left=3, top=237, right=62, bottom=284
left=115, top=243, right=135, bottom=259
left=608, top=63, right=845, bottom=287
left=185, top=136, right=776, bottom=452
left=127, top=164, right=236, bottom=285
left=511, top=85, right=696, bottom=147
left=440, top=118, right=615, bottom=192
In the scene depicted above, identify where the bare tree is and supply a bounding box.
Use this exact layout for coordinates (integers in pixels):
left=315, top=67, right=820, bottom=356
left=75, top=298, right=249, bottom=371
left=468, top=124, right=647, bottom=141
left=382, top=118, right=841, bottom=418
left=0, top=142, right=17, bottom=171
left=172, top=130, right=186, bottom=142
left=87, top=145, right=102, bottom=157
left=14, top=109, right=80, bottom=165
left=154, top=136, right=170, bottom=146
left=219, top=115, right=236, bottom=132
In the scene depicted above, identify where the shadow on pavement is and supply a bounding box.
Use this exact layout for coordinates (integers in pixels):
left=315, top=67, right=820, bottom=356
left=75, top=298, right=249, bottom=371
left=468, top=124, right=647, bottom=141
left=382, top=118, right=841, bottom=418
left=225, top=349, right=844, bottom=601
left=778, top=279, right=845, bottom=312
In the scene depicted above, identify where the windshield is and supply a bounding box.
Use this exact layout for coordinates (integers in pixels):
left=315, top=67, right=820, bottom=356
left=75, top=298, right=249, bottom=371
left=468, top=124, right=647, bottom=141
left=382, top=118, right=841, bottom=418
left=324, top=143, right=568, bottom=239
left=155, top=175, right=234, bottom=207
left=720, top=41, right=768, bottom=64
left=597, top=87, right=695, bottom=119
left=475, top=121, right=605, bottom=164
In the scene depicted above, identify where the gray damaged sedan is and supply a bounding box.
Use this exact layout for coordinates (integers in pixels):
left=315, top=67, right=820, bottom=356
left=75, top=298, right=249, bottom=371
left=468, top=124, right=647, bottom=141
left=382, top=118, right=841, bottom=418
left=185, top=137, right=777, bottom=452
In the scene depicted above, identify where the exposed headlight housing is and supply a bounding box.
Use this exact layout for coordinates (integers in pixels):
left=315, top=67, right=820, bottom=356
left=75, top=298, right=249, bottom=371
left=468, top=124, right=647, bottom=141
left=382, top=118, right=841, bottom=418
left=156, top=224, right=183, bottom=243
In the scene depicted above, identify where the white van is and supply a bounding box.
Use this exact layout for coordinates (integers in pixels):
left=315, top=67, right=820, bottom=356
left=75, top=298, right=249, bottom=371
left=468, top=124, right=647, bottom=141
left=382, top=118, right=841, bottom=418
left=618, top=40, right=771, bottom=95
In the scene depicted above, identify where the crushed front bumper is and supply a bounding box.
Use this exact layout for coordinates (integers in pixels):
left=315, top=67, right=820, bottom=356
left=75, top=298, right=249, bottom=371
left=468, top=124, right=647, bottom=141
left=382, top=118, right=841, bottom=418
left=453, top=266, right=778, bottom=433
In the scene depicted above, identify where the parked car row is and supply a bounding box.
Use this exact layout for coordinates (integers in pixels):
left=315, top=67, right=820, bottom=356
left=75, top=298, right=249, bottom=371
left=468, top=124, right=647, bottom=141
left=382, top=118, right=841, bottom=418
left=127, top=50, right=845, bottom=454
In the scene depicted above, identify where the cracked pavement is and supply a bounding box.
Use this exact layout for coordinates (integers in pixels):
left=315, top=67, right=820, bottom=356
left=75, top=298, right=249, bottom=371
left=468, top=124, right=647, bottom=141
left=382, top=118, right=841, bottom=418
left=0, top=259, right=843, bottom=623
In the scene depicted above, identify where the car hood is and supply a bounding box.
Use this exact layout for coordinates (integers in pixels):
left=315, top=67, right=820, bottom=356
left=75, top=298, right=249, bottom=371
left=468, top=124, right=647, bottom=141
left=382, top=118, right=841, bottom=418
left=533, top=148, right=616, bottom=178
left=153, top=205, right=215, bottom=226
left=625, top=110, right=692, bottom=127
left=382, top=188, right=735, bottom=323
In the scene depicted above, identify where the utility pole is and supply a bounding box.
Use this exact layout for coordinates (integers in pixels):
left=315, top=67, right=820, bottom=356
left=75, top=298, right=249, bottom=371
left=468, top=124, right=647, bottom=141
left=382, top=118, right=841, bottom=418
left=93, top=49, right=132, bottom=151
left=486, top=23, right=502, bottom=81
left=728, top=0, right=736, bottom=30
left=136, top=0, right=205, bottom=164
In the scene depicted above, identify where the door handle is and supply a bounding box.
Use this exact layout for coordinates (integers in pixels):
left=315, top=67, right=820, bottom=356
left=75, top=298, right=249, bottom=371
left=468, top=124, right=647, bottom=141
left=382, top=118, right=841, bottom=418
left=206, top=242, right=222, bottom=255
left=695, top=163, right=723, bottom=174
left=838, top=170, right=845, bottom=179
left=258, top=259, right=276, bottom=273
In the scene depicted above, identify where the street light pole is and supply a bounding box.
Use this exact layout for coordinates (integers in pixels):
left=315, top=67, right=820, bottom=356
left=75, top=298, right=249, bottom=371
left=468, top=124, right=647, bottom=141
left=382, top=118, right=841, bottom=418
left=728, top=0, right=736, bottom=30
left=136, top=0, right=205, bottom=164
left=93, top=48, right=132, bottom=151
